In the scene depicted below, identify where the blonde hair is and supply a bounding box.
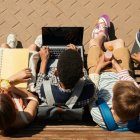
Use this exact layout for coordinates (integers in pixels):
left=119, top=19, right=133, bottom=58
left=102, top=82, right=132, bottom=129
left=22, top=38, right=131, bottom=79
left=113, top=81, right=140, bottom=121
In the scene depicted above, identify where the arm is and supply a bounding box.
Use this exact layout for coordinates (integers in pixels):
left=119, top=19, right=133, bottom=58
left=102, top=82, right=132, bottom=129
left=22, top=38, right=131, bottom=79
left=35, top=47, right=50, bottom=99
left=13, top=98, right=38, bottom=128
left=112, top=59, right=139, bottom=87
left=94, top=55, right=111, bottom=74
left=89, top=73, right=100, bottom=88
left=10, top=86, right=37, bottom=98
left=23, top=97, right=39, bottom=123
left=39, top=47, right=50, bottom=73
left=9, top=89, right=39, bottom=128
left=8, top=68, right=32, bottom=86
left=89, top=55, right=111, bottom=87
left=117, top=70, right=139, bottom=87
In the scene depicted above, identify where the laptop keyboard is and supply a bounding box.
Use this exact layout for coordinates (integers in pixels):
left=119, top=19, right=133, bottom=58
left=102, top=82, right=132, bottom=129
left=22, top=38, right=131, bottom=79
left=49, top=48, right=65, bottom=59
left=49, top=48, right=82, bottom=59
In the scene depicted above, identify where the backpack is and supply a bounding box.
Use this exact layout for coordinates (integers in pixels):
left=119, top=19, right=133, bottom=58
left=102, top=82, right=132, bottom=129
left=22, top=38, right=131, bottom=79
left=97, top=98, right=140, bottom=131
left=37, top=79, right=91, bottom=121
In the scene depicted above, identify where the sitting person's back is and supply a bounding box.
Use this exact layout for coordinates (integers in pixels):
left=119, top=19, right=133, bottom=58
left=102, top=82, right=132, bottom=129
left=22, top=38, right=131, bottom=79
left=36, top=45, right=95, bottom=119
left=88, top=14, right=140, bottom=130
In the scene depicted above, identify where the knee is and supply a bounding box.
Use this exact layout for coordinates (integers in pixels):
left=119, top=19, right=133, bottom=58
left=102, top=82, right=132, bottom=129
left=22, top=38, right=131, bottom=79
left=0, top=43, right=10, bottom=48
left=89, top=39, right=97, bottom=48
left=116, top=39, right=125, bottom=48
left=28, top=44, right=38, bottom=51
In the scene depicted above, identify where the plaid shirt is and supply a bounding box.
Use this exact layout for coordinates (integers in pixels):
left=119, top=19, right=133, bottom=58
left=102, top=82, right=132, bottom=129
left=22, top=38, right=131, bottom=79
left=36, top=67, right=95, bottom=108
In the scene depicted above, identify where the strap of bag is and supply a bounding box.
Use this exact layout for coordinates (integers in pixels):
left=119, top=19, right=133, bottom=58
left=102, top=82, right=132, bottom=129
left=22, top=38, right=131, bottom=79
left=97, top=98, right=118, bottom=131
left=98, top=98, right=140, bottom=131
left=43, top=79, right=85, bottom=108
left=65, top=79, right=85, bottom=109
left=43, top=80, right=55, bottom=106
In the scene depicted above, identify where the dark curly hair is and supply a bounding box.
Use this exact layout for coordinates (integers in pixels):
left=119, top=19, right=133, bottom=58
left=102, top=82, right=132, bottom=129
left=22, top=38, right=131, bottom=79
left=57, top=49, right=83, bottom=89
left=0, top=93, right=16, bottom=130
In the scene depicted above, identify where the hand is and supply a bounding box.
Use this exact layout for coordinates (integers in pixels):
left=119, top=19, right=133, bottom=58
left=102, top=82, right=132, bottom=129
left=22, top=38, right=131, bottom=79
left=8, top=68, right=32, bottom=85
left=111, top=59, right=122, bottom=72
left=39, top=47, right=50, bottom=62
left=39, top=47, right=49, bottom=73
left=67, top=44, right=78, bottom=51
left=131, top=52, right=140, bottom=63
left=95, top=54, right=111, bottom=73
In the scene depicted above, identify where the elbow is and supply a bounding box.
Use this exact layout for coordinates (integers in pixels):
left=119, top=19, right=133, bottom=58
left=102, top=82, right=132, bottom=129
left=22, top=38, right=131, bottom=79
left=25, top=111, right=37, bottom=123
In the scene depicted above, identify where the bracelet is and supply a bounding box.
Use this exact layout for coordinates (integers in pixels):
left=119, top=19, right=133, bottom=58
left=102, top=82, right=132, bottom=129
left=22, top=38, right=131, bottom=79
left=0, top=79, right=11, bottom=89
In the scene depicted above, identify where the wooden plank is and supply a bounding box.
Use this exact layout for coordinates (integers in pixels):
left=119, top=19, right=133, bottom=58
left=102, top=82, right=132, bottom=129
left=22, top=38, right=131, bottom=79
left=1, top=121, right=140, bottom=140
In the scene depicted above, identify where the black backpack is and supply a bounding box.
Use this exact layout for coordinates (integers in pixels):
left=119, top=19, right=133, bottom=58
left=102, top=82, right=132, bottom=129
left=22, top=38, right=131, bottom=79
left=37, top=79, right=92, bottom=121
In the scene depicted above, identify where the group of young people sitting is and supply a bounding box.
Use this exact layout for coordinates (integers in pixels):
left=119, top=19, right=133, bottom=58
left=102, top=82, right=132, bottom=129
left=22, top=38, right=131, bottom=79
left=0, top=14, right=140, bottom=134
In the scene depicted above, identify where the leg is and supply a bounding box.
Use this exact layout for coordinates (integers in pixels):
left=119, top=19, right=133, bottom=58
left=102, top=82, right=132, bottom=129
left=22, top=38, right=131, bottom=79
left=0, top=43, right=10, bottom=48
left=88, top=14, right=110, bottom=74
left=87, top=34, right=105, bottom=74
left=0, top=34, right=17, bottom=49
left=104, top=39, right=131, bottom=71
left=28, top=43, right=40, bottom=52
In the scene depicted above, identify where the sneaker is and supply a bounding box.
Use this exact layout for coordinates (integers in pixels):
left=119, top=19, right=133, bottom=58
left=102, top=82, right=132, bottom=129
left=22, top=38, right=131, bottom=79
left=34, top=34, right=42, bottom=48
left=92, top=14, right=110, bottom=40
left=7, top=34, right=17, bottom=48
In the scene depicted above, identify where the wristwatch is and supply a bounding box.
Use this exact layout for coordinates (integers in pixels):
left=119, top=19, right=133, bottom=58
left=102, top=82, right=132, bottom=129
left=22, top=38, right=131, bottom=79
left=0, top=79, right=11, bottom=89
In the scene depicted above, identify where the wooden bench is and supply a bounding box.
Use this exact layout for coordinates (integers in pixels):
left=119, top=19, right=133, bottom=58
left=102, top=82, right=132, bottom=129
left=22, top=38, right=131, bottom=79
left=1, top=120, right=140, bottom=140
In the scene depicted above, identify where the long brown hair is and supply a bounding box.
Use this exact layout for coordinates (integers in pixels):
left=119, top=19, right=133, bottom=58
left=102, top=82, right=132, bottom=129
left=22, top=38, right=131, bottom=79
left=113, top=81, right=140, bottom=121
left=0, top=89, right=16, bottom=130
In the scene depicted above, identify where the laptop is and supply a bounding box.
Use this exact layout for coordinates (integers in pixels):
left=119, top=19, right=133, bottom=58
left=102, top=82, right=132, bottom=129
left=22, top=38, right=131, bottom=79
left=42, top=27, right=84, bottom=67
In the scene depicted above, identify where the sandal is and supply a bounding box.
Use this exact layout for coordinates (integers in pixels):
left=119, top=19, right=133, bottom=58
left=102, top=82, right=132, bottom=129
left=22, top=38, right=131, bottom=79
left=92, top=14, right=110, bottom=40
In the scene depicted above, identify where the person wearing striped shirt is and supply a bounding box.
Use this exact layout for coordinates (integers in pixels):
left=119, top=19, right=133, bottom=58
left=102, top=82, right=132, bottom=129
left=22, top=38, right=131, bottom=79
left=87, top=15, right=140, bottom=129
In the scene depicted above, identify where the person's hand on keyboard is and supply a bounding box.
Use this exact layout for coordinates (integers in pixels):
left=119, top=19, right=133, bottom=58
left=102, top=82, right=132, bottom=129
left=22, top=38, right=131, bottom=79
left=39, top=47, right=50, bottom=62
left=39, top=47, right=50, bottom=73
left=67, top=44, right=78, bottom=51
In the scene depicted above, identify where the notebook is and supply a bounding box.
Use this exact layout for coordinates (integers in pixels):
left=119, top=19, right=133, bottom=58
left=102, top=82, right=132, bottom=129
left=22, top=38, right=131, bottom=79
left=42, top=27, right=84, bottom=67
left=0, top=48, right=29, bottom=88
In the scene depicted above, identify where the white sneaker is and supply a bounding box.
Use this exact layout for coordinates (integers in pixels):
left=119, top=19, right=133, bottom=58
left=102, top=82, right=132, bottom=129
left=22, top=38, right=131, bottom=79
left=7, top=34, right=17, bottom=48
left=34, top=34, right=42, bottom=48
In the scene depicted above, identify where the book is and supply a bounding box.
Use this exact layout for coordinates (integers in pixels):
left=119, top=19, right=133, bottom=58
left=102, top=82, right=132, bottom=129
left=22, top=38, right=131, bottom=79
left=0, top=48, right=29, bottom=88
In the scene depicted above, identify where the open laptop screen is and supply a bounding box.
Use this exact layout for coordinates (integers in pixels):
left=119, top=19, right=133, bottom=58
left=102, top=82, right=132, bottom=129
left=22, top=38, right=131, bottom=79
left=42, top=27, right=84, bottom=46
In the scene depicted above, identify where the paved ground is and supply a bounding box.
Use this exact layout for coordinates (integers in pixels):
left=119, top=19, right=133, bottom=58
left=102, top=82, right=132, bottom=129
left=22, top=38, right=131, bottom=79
left=0, top=0, right=139, bottom=53
left=0, top=1, right=140, bottom=139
